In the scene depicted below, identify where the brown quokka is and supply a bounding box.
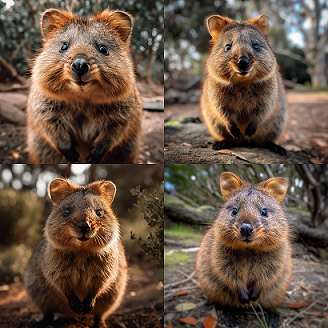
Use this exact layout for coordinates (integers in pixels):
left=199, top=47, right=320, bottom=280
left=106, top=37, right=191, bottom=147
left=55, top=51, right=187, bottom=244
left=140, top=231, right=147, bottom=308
left=196, top=172, right=292, bottom=328
left=200, top=15, right=287, bottom=156
left=24, top=179, right=127, bottom=328
left=26, top=9, right=142, bottom=164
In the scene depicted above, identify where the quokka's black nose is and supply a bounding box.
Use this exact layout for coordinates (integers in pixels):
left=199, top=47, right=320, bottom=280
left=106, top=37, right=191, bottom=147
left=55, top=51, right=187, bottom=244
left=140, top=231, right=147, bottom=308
left=237, top=57, right=250, bottom=71
left=72, top=58, right=89, bottom=76
left=240, top=223, right=254, bottom=237
left=77, top=221, right=90, bottom=233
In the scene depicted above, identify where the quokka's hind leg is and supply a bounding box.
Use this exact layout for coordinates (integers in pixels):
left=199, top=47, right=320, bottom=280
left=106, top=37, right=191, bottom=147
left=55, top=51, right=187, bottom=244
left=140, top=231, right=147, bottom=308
left=264, top=141, right=287, bottom=156
left=265, top=308, right=281, bottom=328
left=30, top=312, right=54, bottom=328
left=101, top=135, right=139, bottom=164
left=28, top=133, right=67, bottom=163
left=212, top=140, right=237, bottom=151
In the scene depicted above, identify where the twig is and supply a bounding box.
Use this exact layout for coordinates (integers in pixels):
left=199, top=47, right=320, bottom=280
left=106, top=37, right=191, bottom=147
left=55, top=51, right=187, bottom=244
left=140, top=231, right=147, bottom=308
left=176, top=269, right=200, bottom=287
left=164, top=270, right=196, bottom=290
left=164, top=286, right=199, bottom=300
left=10, top=38, right=30, bottom=63
left=166, top=247, right=199, bottom=255
left=286, top=296, right=326, bottom=326
left=172, top=190, right=199, bottom=207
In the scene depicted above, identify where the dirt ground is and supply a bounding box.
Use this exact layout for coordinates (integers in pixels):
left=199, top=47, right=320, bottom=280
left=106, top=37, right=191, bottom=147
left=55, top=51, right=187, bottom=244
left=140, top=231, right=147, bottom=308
left=164, top=224, right=328, bottom=328
left=0, top=82, right=163, bottom=164
left=165, top=91, right=328, bottom=164
left=0, top=253, right=163, bottom=328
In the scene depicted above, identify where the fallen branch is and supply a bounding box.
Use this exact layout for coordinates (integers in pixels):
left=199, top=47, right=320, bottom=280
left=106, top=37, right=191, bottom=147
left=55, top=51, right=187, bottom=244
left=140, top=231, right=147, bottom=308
left=286, top=295, right=327, bottom=326
left=273, top=48, right=308, bottom=65
left=0, top=100, right=26, bottom=125
left=164, top=270, right=196, bottom=290
left=166, top=247, right=199, bottom=255
left=164, top=286, right=199, bottom=300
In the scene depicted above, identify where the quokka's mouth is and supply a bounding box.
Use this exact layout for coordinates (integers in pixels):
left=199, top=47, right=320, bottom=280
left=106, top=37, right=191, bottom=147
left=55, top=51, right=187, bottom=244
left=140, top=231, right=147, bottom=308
left=75, top=80, right=89, bottom=86
left=78, top=235, right=89, bottom=242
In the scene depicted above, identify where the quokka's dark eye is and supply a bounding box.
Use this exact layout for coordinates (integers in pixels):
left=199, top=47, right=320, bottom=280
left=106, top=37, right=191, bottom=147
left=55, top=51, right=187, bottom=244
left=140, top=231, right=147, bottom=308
left=60, top=43, right=69, bottom=52
left=64, top=208, right=71, bottom=216
left=231, top=208, right=238, bottom=216
left=98, top=45, right=109, bottom=55
left=225, top=44, right=232, bottom=51
left=261, top=208, right=268, bottom=217
left=253, top=44, right=260, bottom=51
left=96, top=210, right=102, bottom=217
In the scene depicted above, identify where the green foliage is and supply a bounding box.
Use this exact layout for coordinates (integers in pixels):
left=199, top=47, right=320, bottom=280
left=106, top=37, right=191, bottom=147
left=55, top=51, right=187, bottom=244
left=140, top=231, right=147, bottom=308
left=0, top=0, right=163, bottom=78
left=0, top=244, right=32, bottom=284
left=165, top=223, right=203, bottom=240
left=0, top=188, right=45, bottom=284
left=0, top=188, right=44, bottom=247
left=130, top=182, right=164, bottom=268
left=164, top=248, right=191, bottom=270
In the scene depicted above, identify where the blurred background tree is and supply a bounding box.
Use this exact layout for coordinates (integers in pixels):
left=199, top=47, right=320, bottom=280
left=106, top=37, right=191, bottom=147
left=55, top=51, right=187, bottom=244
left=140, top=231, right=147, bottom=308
left=164, top=0, right=328, bottom=90
left=165, top=164, right=328, bottom=227
left=0, top=0, right=164, bottom=84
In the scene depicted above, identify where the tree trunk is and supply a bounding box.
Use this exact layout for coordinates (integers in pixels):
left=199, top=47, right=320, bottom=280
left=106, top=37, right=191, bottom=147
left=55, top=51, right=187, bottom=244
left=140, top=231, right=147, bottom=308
left=145, top=51, right=154, bottom=84
left=310, top=48, right=327, bottom=88
left=165, top=193, right=217, bottom=225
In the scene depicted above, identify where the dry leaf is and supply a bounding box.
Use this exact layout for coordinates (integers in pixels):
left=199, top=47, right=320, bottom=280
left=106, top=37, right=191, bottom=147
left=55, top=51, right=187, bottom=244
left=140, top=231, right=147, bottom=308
left=173, top=290, right=188, bottom=297
left=283, top=144, right=302, bottom=152
left=179, top=317, right=197, bottom=325
left=203, top=315, right=217, bottom=328
left=0, top=284, right=9, bottom=291
left=288, top=303, right=309, bottom=309
left=307, top=311, right=327, bottom=317
left=167, top=321, right=173, bottom=328
left=175, top=303, right=197, bottom=312
left=233, top=152, right=250, bottom=162
left=291, top=280, right=310, bottom=292
left=308, top=260, right=321, bottom=266
left=10, top=150, right=20, bottom=159
left=310, top=158, right=324, bottom=164
left=313, top=138, right=328, bottom=148
left=217, top=149, right=232, bottom=155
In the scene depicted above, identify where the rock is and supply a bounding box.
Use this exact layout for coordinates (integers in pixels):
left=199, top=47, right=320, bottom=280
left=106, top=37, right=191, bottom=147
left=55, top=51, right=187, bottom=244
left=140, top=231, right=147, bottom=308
left=0, top=100, right=26, bottom=125
left=165, top=193, right=217, bottom=225
left=164, top=123, right=311, bottom=164
left=0, top=92, right=27, bottom=110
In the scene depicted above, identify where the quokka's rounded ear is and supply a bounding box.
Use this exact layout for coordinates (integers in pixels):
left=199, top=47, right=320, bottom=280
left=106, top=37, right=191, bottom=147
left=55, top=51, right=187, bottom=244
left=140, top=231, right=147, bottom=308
left=207, top=15, right=233, bottom=40
left=94, top=9, right=133, bottom=42
left=48, top=178, right=79, bottom=204
left=263, top=177, right=288, bottom=203
left=246, top=15, right=270, bottom=36
left=89, top=180, right=116, bottom=205
left=220, top=172, right=245, bottom=200
left=41, top=9, right=73, bottom=39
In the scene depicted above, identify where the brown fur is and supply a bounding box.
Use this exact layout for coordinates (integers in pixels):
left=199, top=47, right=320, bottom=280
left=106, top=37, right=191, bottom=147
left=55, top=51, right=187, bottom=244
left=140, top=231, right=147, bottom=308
left=26, top=9, right=142, bottom=164
left=196, top=172, right=292, bottom=311
left=24, top=179, right=128, bottom=328
left=200, top=15, right=287, bottom=149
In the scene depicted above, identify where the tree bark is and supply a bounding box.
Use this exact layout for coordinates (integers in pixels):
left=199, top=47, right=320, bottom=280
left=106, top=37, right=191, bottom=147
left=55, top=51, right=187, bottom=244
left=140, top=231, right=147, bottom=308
left=165, top=193, right=217, bottom=225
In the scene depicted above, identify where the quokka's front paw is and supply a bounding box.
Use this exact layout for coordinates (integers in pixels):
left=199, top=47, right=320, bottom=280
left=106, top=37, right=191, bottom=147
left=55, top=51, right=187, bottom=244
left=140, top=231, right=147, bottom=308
left=245, top=121, right=257, bottom=137
left=82, top=295, right=96, bottom=315
left=61, top=146, right=80, bottom=162
left=249, top=285, right=261, bottom=301
left=86, top=144, right=107, bottom=164
left=67, top=293, right=83, bottom=314
left=229, top=122, right=241, bottom=138
left=237, top=287, right=249, bottom=305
